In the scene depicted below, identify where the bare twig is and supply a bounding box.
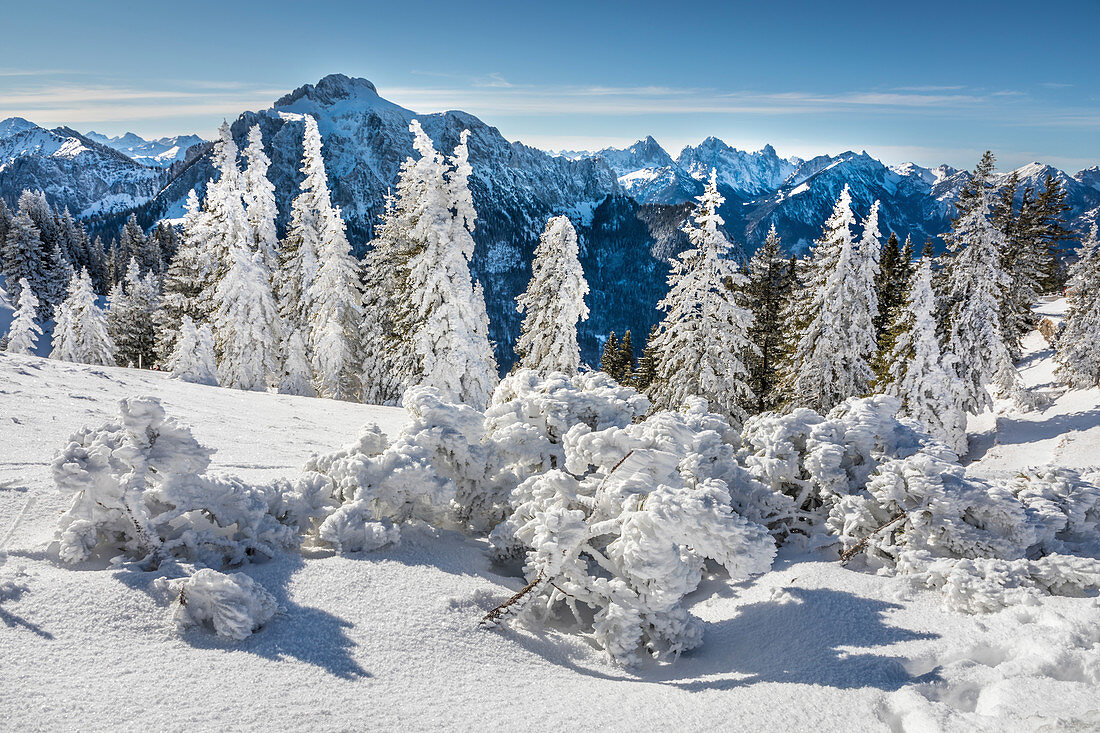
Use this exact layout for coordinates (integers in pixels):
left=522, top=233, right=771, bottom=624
left=839, top=511, right=907, bottom=565
left=481, top=572, right=545, bottom=628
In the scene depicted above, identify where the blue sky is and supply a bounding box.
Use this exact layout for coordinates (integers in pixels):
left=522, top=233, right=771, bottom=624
left=1, top=0, right=1097, bottom=170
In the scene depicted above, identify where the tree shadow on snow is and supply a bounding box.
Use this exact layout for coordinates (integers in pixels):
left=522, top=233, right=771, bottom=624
left=966, top=407, right=1100, bottom=463
left=503, top=587, right=941, bottom=692
left=115, top=554, right=369, bottom=680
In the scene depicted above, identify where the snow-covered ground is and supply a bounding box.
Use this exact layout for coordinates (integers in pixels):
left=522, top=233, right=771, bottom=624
left=2, top=313, right=1098, bottom=732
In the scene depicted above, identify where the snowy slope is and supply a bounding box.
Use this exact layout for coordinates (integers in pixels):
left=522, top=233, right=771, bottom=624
left=2, top=325, right=1098, bottom=731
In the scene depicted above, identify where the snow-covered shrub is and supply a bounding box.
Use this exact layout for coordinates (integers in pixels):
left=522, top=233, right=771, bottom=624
left=156, top=568, right=278, bottom=640
left=739, top=395, right=953, bottom=540
left=487, top=401, right=775, bottom=665
left=52, top=397, right=309, bottom=567
left=829, top=455, right=1100, bottom=612
left=485, top=369, right=649, bottom=480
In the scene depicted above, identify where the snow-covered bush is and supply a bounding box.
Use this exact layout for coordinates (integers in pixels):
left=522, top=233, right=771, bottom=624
left=487, top=400, right=776, bottom=665
left=155, top=568, right=278, bottom=640
left=829, top=455, right=1100, bottom=612
left=739, top=395, right=954, bottom=541
left=52, top=397, right=312, bottom=567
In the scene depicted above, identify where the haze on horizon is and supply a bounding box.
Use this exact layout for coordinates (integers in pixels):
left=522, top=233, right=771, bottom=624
left=1, top=0, right=1097, bottom=171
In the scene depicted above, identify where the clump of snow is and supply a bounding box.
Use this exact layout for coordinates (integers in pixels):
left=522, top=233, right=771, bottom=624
left=155, top=568, right=278, bottom=640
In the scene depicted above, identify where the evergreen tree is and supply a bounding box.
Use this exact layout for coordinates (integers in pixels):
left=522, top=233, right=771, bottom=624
left=241, top=124, right=279, bottom=274
left=155, top=191, right=209, bottom=362
left=617, top=330, right=635, bottom=380
left=872, top=232, right=916, bottom=383
left=276, top=117, right=324, bottom=343
left=782, top=185, right=875, bottom=412
left=195, top=123, right=246, bottom=308
left=942, top=152, right=1023, bottom=412
left=51, top=269, right=115, bottom=365
left=646, top=170, right=756, bottom=425
left=280, top=330, right=315, bottom=397
left=854, top=200, right=882, bottom=381
left=745, top=224, right=791, bottom=412
left=599, top=331, right=622, bottom=379
left=1, top=210, right=47, bottom=314
left=885, top=258, right=968, bottom=455
left=166, top=315, right=218, bottom=386
left=1055, top=225, right=1100, bottom=388
left=107, top=259, right=160, bottom=368
left=1032, top=172, right=1076, bottom=292
left=4, top=278, right=42, bottom=355
left=404, top=122, right=498, bottom=408
left=515, top=215, right=590, bottom=374
left=629, top=324, right=660, bottom=390
left=212, top=243, right=283, bottom=391
left=995, top=175, right=1043, bottom=358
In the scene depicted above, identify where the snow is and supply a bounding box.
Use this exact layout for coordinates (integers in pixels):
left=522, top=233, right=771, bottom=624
left=2, top=312, right=1098, bottom=730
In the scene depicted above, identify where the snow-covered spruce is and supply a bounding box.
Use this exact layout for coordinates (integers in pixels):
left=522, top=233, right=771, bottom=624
left=52, top=397, right=319, bottom=567
left=166, top=315, right=218, bottom=386
left=884, top=257, right=969, bottom=455
left=155, top=568, right=278, bottom=641
left=50, top=269, right=115, bottom=366
left=487, top=400, right=776, bottom=665
left=213, top=243, right=283, bottom=392
left=241, top=125, right=280, bottom=274
left=646, top=170, right=756, bottom=427
left=107, top=258, right=159, bottom=369
left=514, top=215, right=590, bottom=374
left=4, top=277, right=42, bottom=355
left=1055, top=225, right=1100, bottom=389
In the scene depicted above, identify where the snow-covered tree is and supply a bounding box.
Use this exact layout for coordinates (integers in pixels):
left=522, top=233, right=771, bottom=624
left=279, top=331, right=315, bottom=397
left=404, top=122, right=498, bottom=408
left=783, top=185, right=875, bottom=412
left=51, top=269, right=115, bottom=366
left=107, top=259, right=160, bottom=368
left=942, top=152, right=1022, bottom=412
left=4, top=278, right=42, bottom=355
left=515, top=215, right=590, bottom=374
left=853, top=200, right=882, bottom=371
left=156, top=192, right=208, bottom=362
left=309, top=201, right=364, bottom=401
left=2, top=210, right=47, bottom=314
left=646, top=170, right=756, bottom=426
left=885, top=258, right=968, bottom=455
left=194, top=123, right=246, bottom=307
left=241, top=124, right=279, bottom=274
left=166, top=315, right=218, bottom=386
left=1055, top=225, right=1100, bottom=388
left=212, top=244, right=283, bottom=392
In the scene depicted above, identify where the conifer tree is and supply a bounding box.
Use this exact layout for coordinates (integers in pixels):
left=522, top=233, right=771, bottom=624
left=276, top=117, right=324, bottom=343
left=242, top=124, right=279, bottom=274
left=156, top=191, right=210, bottom=362
left=782, top=185, right=875, bottom=412
left=617, top=330, right=635, bottom=380
left=51, top=269, right=115, bottom=365
left=1055, top=225, right=1100, bottom=388
left=4, top=278, right=42, bottom=355
left=942, top=152, right=1023, bottom=412
left=745, top=224, right=791, bottom=412
left=309, top=201, right=364, bottom=401
left=195, top=123, right=246, bottom=307
left=280, top=330, right=315, bottom=397
left=599, top=331, right=623, bottom=380
left=995, top=175, right=1043, bottom=358
left=1032, top=172, right=1076, bottom=292
left=515, top=215, right=590, bottom=374
left=107, top=259, right=160, bottom=368
left=166, top=315, right=218, bottom=386
left=646, top=170, right=756, bottom=425
left=212, top=243, right=283, bottom=391
left=404, top=122, right=498, bottom=408
left=1, top=210, right=47, bottom=314
left=885, top=258, right=968, bottom=455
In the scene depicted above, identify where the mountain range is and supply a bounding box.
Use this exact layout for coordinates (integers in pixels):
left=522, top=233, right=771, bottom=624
left=2, top=74, right=1098, bottom=368
left=84, top=131, right=206, bottom=168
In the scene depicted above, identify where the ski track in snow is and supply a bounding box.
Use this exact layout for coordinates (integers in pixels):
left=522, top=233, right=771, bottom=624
left=2, top=318, right=1099, bottom=731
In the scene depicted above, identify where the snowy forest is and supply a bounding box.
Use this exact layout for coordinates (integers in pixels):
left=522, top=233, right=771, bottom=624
left=3, top=111, right=1099, bottom=729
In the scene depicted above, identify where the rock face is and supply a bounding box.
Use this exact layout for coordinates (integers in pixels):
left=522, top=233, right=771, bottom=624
left=0, top=119, right=164, bottom=217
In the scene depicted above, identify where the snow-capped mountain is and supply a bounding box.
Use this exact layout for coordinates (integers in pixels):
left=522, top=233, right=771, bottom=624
left=85, top=131, right=205, bottom=168
left=0, top=118, right=164, bottom=216
left=678, top=138, right=802, bottom=196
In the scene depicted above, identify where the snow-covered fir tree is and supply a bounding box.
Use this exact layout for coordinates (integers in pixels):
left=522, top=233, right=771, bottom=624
left=1055, top=225, right=1100, bottom=388
left=646, top=170, right=756, bottom=426
left=2, top=210, right=47, bottom=314
left=4, top=278, right=42, bottom=355
left=514, top=215, right=590, bottom=374
left=782, top=185, right=876, bottom=412
left=885, top=257, right=968, bottom=455
left=995, top=174, right=1043, bottom=359
left=279, top=330, right=315, bottom=397
left=404, top=122, right=498, bottom=408
left=241, top=124, right=280, bottom=274
left=193, top=123, right=246, bottom=307
left=51, top=269, right=115, bottom=366
left=942, top=152, right=1022, bottom=412
left=746, top=224, right=793, bottom=412
left=166, top=315, right=218, bottom=386
left=212, top=243, right=283, bottom=391
left=107, top=259, right=160, bottom=368
left=156, top=191, right=208, bottom=362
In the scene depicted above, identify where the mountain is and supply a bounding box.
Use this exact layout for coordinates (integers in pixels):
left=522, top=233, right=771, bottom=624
left=678, top=138, right=801, bottom=196
left=85, top=131, right=205, bottom=168
left=0, top=118, right=164, bottom=216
